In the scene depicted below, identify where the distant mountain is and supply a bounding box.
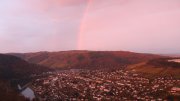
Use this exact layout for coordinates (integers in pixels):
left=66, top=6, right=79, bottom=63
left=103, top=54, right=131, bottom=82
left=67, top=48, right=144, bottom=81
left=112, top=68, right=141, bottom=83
left=160, top=54, right=180, bottom=57
left=9, top=50, right=163, bottom=69
left=127, top=58, right=180, bottom=78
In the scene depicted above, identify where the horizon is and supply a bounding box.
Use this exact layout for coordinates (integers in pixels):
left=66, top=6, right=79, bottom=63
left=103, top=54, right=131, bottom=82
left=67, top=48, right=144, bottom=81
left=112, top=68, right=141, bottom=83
left=0, top=0, right=180, bottom=54
left=2, top=50, right=180, bottom=55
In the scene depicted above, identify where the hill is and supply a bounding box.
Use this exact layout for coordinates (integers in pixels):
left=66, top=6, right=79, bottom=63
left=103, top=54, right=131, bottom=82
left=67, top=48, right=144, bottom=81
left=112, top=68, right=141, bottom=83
left=9, top=51, right=163, bottom=69
left=0, top=81, right=27, bottom=101
left=127, top=58, right=180, bottom=78
left=0, top=54, right=50, bottom=80
left=160, top=54, right=180, bottom=57
left=0, top=54, right=51, bottom=101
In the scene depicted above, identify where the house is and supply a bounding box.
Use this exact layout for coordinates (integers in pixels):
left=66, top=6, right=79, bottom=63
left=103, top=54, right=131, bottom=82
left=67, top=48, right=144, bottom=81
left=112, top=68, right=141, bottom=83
left=21, top=87, right=35, bottom=101
left=18, top=84, right=35, bottom=101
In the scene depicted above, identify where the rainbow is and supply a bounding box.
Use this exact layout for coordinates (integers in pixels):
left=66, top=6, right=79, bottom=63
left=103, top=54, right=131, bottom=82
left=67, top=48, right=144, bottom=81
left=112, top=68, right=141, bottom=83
left=77, top=0, right=92, bottom=50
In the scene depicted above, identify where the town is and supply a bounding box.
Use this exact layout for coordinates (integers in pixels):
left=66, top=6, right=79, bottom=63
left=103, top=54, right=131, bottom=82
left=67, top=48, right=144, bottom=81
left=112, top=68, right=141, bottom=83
left=32, top=69, right=180, bottom=101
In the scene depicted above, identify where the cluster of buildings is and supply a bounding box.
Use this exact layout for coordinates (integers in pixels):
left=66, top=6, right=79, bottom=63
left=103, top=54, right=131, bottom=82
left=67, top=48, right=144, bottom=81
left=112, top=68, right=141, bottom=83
left=31, top=69, right=180, bottom=101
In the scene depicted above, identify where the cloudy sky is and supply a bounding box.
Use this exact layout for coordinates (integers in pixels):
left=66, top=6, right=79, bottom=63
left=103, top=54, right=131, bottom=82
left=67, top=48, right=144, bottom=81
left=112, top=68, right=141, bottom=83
left=0, top=0, right=180, bottom=53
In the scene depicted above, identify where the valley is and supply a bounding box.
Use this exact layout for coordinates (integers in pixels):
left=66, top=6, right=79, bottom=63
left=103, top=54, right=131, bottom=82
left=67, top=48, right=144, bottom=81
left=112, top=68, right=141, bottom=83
left=1, top=0, right=180, bottom=100
left=0, top=51, right=180, bottom=101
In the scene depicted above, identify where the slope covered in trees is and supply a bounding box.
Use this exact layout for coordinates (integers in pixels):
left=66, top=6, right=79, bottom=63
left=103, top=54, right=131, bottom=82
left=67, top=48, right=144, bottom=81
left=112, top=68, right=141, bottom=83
left=10, top=50, right=163, bottom=69
left=0, top=54, right=50, bottom=101
left=0, top=54, right=50, bottom=80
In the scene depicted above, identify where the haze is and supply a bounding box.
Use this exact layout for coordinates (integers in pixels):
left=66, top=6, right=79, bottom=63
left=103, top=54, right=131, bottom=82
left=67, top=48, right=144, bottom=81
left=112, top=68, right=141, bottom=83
left=0, top=0, right=180, bottom=54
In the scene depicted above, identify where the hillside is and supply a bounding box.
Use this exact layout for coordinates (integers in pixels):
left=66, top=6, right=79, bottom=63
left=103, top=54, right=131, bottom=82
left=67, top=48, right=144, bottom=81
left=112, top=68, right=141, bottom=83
left=0, top=54, right=50, bottom=80
left=0, top=54, right=51, bottom=101
left=0, top=81, right=27, bottom=101
left=127, top=58, right=180, bottom=78
left=161, top=54, right=180, bottom=57
left=9, top=51, right=163, bottom=69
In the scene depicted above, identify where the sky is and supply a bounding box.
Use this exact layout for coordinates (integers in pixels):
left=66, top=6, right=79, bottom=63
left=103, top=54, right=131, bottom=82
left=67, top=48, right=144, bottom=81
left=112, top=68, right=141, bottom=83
left=0, top=0, right=180, bottom=54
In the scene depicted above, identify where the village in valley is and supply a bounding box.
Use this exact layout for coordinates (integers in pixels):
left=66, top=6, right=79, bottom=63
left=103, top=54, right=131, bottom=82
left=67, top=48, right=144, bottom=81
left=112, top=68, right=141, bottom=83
left=31, top=69, right=180, bottom=101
